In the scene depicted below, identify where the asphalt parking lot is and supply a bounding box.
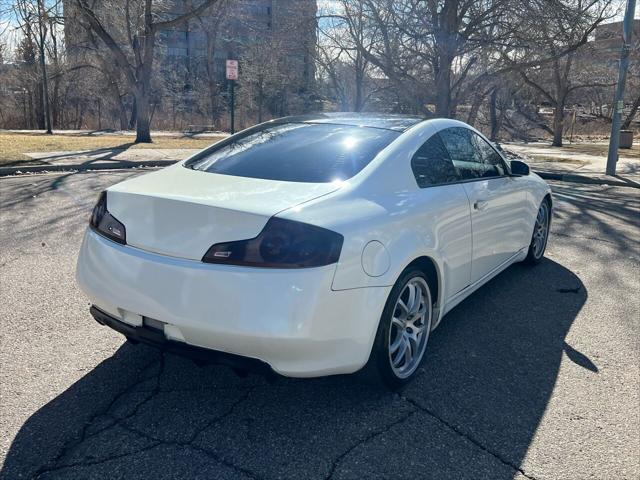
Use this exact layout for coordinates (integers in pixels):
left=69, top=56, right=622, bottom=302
left=0, top=170, right=638, bottom=479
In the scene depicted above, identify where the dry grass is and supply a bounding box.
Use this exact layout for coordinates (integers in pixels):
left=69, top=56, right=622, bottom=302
left=524, top=142, right=640, bottom=160
left=0, top=133, right=225, bottom=163
left=559, top=142, right=640, bottom=160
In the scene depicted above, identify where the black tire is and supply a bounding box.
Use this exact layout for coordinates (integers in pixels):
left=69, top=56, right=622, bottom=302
left=366, top=267, right=434, bottom=390
left=524, top=197, right=551, bottom=265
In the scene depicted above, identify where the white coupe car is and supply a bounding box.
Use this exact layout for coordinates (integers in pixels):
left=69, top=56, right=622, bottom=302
left=76, top=113, right=552, bottom=389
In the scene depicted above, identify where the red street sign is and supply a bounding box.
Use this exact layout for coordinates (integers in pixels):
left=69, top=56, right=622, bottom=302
left=226, top=60, right=238, bottom=80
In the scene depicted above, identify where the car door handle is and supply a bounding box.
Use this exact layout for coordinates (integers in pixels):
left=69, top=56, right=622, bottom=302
left=474, top=200, right=489, bottom=211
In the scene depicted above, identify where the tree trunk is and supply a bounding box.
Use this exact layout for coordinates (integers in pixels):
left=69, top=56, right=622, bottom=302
left=466, top=94, right=482, bottom=126
left=52, top=76, right=60, bottom=127
left=354, top=52, right=364, bottom=112
left=209, top=81, right=219, bottom=125
left=77, top=104, right=85, bottom=129
left=107, top=78, right=128, bottom=130
left=622, top=95, right=640, bottom=130
left=256, top=80, right=264, bottom=123
left=466, top=86, right=491, bottom=127
left=37, top=0, right=52, bottom=134
left=552, top=102, right=564, bottom=147
left=490, top=88, right=499, bottom=141
left=34, top=87, right=44, bottom=129
left=434, top=66, right=452, bottom=117
left=354, top=75, right=363, bottom=112
left=433, top=0, right=457, bottom=118
left=135, top=88, right=152, bottom=143
left=119, top=101, right=129, bottom=130
left=129, top=97, right=137, bottom=130
left=134, top=12, right=156, bottom=144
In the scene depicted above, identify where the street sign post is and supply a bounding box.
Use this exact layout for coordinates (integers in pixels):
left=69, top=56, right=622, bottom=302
left=226, top=60, right=238, bottom=134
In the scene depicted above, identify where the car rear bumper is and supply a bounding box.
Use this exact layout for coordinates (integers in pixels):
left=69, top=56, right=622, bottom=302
left=89, top=305, right=275, bottom=375
left=76, top=229, right=390, bottom=377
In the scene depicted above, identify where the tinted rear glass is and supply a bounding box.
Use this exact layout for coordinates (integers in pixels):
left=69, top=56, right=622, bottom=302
left=185, top=123, right=400, bottom=183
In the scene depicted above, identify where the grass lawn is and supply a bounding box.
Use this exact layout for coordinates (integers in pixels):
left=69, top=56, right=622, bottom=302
left=0, top=133, right=225, bottom=164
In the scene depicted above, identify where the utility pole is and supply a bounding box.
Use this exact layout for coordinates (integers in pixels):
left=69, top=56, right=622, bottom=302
left=36, top=0, right=52, bottom=134
left=605, top=0, right=636, bottom=176
left=230, top=80, right=235, bottom=134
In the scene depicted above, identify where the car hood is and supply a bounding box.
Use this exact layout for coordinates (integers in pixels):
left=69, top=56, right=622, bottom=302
left=105, top=164, right=341, bottom=260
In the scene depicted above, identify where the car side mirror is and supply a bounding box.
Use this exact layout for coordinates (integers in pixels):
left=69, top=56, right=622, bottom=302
left=510, top=160, right=530, bottom=176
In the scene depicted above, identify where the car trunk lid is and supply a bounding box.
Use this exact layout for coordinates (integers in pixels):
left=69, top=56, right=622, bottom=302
left=105, top=165, right=340, bottom=260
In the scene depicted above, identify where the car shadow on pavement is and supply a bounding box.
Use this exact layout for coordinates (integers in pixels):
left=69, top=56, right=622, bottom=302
left=1, top=259, right=587, bottom=480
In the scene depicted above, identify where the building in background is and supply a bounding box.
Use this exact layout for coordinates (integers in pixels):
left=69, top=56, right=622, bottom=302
left=591, top=19, right=640, bottom=54
left=574, top=19, right=640, bottom=119
left=63, top=0, right=317, bottom=129
left=155, top=1, right=315, bottom=90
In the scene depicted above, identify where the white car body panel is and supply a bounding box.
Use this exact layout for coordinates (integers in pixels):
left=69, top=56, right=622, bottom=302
left=77, top=229, right=390, bottom=376
left=461, top=177, right=530, bottom=283
left=76, top=116, right=552, bottom=377
left=442, top=248, right=528, bottom=317
left=107, top=165, right=340, bottom=260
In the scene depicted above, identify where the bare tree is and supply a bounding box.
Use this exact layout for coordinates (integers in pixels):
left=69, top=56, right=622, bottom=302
left=511, top=0, right=615, bottom=146
left=335, top=0, right=521, bottom=117
left=193, top=0, right=228, bottom=125
left=622, top=95, right=639, bottom=130
left=72, top=0, right=221, bottom=142
left=13, top=0, right=62, bottom=133
left=35, top=0, right=51, bottom=132
left=9, top=4, right=41, bottom=128
left=241, top=37, right=287, bottom=123
left=317, top=0, right=381, bottom=112
left=621, top=58, right=639, bottom=129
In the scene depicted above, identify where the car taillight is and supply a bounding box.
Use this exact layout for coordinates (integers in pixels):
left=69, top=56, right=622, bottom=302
left=202, top=217, right=343, bottom=268
left=89, top=191, right=126, bottom=244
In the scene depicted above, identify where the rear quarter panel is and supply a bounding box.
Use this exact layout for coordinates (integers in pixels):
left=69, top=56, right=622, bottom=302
left=278, top=120, right=475, bottom=310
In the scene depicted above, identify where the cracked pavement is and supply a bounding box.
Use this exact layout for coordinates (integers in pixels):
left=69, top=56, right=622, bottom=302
left=1, top=170, right=638, bottom=479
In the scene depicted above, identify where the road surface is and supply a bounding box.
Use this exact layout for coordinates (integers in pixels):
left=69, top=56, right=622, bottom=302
left=1, top=170, right=638, bottom=479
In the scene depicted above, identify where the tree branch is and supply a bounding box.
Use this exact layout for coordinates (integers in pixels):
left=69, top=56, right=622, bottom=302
left=151, top=0, right=219, bottom=31
left=567, top=81, right=616, bottom=94
left=519, top=70, right=556, bottom=105
left=75, top=0, right=136, bottom=86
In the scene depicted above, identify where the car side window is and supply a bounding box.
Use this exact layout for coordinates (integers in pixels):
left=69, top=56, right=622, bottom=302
left=471, top=133, right=507, bottom=177
left=410, top=133, right=460, bottom=187
left=439, top=127, right=483, bottom=180
left=439, top=127, right=505, bottom=180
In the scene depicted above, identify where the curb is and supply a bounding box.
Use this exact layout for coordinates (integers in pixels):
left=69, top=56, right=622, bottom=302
left=0, top=160, right=177, bottom=177
left=534, top=170, right=640, bottom=189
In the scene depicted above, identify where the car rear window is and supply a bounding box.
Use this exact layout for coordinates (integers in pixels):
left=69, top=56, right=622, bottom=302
left=185, top=123, right=400, bottom=183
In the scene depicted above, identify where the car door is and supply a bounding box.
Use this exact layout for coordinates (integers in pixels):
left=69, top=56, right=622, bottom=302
left=439, top=127, right=528, bottom=285
left=409, top=132, right=472, bottom=301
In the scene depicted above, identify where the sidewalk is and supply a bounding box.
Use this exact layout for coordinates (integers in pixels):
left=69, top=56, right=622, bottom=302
left=1, top=140, right=639, bottom=189
left=503, top=142, right=640, bottom=188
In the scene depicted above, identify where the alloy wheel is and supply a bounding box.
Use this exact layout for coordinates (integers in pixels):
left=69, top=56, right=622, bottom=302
left=388, top=277, right=432, bottom=379
left=532, top=202, right=549, bottom=259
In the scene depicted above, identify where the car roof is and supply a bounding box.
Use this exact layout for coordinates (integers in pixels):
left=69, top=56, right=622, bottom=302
left=274, top=113, right=425, bottom=132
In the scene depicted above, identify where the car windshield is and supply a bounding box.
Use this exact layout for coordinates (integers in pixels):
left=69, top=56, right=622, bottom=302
left=185, top=123, right=400, bottom=183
